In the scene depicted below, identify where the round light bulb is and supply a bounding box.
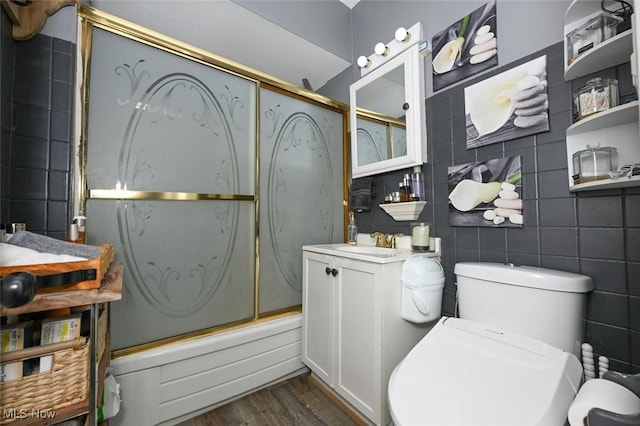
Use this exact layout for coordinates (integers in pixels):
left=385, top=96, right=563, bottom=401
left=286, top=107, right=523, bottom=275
left=374, top=42, right=389, bottom=56
left=357, top=55, right=371, bottom=68
left=395, top=27, right=410, bottom=43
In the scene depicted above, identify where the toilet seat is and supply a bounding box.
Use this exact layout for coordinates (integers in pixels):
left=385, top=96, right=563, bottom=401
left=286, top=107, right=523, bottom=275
left=388, top=317, right=583, bottom=426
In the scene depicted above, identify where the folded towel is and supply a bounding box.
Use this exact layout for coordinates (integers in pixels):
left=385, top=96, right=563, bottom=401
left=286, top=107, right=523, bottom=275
left=0, top=243, right=88, bottom=267
left=350, top=177, right=374, bottom=212
left=6, top=231, right=102, bottom=260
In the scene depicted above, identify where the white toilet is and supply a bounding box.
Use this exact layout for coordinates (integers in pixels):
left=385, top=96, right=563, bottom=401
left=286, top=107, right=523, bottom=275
left=388, top=262, right=593, bottom=426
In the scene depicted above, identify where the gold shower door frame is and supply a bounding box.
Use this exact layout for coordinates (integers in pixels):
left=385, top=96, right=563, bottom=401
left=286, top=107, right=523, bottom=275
left=76, top=5, right=349, bottom=356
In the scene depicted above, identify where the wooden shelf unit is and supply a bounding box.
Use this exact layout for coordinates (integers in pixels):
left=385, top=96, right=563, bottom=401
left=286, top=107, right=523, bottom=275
left=1, top=263, right=122, bottom=426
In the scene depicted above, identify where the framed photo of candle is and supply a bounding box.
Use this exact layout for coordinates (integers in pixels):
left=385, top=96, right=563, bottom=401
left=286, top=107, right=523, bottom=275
left=447, top=156, right=522, bottom=227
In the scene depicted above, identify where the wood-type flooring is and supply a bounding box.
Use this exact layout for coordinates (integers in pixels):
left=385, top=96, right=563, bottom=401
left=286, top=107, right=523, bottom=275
left=176, top=373, right=362, bottom=426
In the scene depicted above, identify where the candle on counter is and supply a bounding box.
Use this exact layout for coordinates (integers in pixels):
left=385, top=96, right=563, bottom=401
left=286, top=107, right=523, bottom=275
left=411, top=222, right=430, bottom=252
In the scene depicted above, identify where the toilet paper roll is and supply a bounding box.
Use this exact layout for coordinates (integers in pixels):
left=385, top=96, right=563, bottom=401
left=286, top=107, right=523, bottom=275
left=568, top=379, right=640, bottom=426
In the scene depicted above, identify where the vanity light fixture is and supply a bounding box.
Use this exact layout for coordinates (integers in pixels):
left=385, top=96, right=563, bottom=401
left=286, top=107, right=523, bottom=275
left=357, top=22, right=423, bottom=76
left=395, top=27, right=410, bottom=43
left=357, top=55, right=372, bottom=69
left=374, top=42, right=390, bottom=57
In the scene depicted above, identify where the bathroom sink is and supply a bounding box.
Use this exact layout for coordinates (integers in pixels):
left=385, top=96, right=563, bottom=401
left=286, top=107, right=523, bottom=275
left=333, top=245, right=401, bottom=257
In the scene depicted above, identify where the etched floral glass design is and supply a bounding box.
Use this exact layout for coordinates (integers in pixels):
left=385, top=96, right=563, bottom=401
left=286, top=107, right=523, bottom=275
left=85, top=28, right=256, bottom=349
left=258, top=88, right=344, bottom=313
left=356, top=117, right=389, bottom=166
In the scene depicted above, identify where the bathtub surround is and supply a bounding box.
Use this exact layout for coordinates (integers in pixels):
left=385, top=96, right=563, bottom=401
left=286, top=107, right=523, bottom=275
left=109, top=314, right=306, bottom=425
left=356, top=40, right=640, bottom=374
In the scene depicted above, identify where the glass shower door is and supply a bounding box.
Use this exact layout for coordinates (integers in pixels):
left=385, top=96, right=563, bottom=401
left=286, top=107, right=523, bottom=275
left=258, top=87, right=345, bottom=314
left=85, top=27, right=257, bottom=350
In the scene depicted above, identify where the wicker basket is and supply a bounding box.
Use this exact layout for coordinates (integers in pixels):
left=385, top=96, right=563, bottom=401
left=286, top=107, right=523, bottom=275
left=0, top=338, right=88, bottom=425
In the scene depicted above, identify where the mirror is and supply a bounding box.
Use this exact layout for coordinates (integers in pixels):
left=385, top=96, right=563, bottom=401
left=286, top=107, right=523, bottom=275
left=350, top=43, right=426, bottom=178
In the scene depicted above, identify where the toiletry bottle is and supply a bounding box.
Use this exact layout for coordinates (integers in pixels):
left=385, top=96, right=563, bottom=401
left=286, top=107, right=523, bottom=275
left=403, top=173, right=413, bottom=193
left=398, top=182, right=410, bottom=202
left=347, top=211, right=358, bottom=245
left=73, top=216, right=87, bottom=244
left=411, top=166, right=425, bottom=201
left=66, top=222, right=81, bottom=243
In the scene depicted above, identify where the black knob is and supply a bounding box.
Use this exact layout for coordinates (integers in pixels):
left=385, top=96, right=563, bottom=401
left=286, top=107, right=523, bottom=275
left=325, top=266, right=332, bottom=275
left=402, top=102, right=410, bottom=111
left=331, top=268, right=338, bottom=277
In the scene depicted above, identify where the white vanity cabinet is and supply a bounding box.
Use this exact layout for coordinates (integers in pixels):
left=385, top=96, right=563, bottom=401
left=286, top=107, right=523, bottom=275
left=563, top=0, right=640, bottom=191
left=302, top=244, right=435, bottom=426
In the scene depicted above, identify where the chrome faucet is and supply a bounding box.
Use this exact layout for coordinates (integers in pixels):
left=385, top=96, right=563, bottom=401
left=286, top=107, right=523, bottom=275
left=370, top=231, right=391, bottom=248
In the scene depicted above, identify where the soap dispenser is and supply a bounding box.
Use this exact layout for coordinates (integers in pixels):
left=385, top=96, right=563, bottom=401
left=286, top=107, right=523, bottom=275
left=347, top=211, right=358, bottom=245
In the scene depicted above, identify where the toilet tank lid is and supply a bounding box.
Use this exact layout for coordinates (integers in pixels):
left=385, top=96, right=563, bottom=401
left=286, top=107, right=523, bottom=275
left=454, top=262, right=593, bottom=293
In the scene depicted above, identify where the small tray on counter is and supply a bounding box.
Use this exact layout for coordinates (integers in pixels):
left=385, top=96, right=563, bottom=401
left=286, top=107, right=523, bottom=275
left=0, top=244, right=114, bottom=292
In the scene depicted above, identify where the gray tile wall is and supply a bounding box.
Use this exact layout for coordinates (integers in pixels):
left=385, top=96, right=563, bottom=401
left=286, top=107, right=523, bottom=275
left=355, top=42, right=640, bottom=373
left=1, top=11, right=74, bottom=240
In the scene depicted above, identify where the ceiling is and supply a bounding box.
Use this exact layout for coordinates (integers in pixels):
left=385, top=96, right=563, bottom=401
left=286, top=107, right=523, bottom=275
left=89, top=0, right=352, bottom=91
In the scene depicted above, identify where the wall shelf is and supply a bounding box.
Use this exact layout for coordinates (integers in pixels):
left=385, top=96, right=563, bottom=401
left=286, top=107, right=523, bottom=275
left=564, top=29, right=633, bottom=81
left=563, top=0, right=639, bottom=193
left=570, top=174, right=640, bottom=192
left=566, top=101, right=639, bottom=136
left=379, top=201, right=426, bottom=221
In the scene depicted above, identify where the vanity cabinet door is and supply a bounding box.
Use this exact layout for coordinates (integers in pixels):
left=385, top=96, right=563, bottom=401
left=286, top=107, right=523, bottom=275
left=302, top=251, right=385, bottom=424
left=335, top=259, right=382, bottom=423
left=302, top=252, right=336, bottom=387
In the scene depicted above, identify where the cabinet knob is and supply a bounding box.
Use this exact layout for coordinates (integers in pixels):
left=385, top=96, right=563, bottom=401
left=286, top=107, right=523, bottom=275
left=324, top=267, right=338, bottom=277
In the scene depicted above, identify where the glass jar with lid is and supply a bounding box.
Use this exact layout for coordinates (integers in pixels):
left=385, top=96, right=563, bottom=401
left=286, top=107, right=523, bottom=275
left=574, top=78, right=619, bottom=121
left=572, top=143, right=618, bottom=184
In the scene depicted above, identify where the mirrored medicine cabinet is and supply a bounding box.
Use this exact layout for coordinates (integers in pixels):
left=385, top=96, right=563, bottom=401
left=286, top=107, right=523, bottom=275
left=350, top=43, right=427, bottom=178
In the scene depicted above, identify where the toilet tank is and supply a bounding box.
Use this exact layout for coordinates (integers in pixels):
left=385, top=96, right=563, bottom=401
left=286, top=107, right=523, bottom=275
left=454, top=262, right=593, bottom=357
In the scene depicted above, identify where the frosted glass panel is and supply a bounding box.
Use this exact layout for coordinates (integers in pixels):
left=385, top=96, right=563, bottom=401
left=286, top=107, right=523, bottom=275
left=87, top=199, right=255, bottom=350
left=356, top=117, right=389, bottom=166
left=84, top=26, right=257, bottom=350
left=259, top=88, right=344, bottom=314
left=391, top=125, right=407, bottom=157
left=82, top=22, right=345, bottom=349
left=86, top=28, right=256, bottom=195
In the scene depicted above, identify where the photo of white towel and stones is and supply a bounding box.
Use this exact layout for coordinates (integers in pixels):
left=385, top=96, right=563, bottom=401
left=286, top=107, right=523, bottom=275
left=447, top=156, right=522, bottom=227
left=464, top=55, right=549, bottom=149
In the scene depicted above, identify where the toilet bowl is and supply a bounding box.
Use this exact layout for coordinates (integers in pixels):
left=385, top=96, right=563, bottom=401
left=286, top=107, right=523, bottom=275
left=387, top=262, right=592, bottom=425
left=388, top=317, right=583, bottom=425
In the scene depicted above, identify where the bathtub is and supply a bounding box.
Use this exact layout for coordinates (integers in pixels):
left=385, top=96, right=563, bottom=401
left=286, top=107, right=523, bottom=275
left=109, top=313, right=306, bottom=425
